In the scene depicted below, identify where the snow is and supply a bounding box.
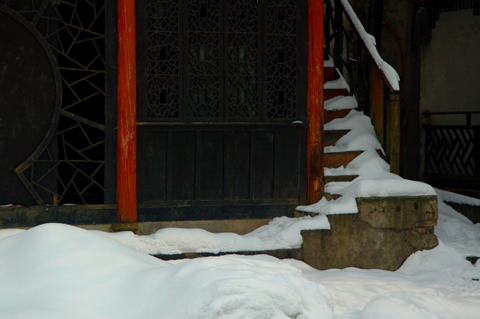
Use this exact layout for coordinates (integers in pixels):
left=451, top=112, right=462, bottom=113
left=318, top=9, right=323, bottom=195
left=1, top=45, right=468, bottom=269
left=324, top=56, right=335, bottom=68
left=96, top=214, right=330, bottom=255
left=0, top=191, right=479, bottom=318
left=0, top=224, right=333, bottom=318
left=338, top=0, right=400, bottom=91
left=297, top=104, right=435, bottom=215
left=435, top=188, right=480, bottom=206
left=324, top=109, right=383, bottom=153
left=324, top=95, right=357, bottom=111
left=324, top=69, right=350, bottom=91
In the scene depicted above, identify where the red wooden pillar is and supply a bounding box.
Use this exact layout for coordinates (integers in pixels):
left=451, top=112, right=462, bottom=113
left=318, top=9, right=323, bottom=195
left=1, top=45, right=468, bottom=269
left=307, top=0, right=324, bottom=204
left=117, top=0, right=137, bottom=223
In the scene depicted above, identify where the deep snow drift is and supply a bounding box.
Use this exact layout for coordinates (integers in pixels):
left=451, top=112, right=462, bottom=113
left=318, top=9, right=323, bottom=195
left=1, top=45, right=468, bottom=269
left=0, top=190, right=479, bottom=318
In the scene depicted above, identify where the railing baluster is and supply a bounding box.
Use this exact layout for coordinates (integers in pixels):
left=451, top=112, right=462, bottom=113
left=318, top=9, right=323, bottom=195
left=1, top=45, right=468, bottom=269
left=387, top=93, right=401, bottom=175
left=369, top=65, right=384, bottom=146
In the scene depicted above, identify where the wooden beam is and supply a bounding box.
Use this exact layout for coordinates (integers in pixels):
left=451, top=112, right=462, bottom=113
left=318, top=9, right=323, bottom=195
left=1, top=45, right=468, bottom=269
left=387, top=93, right=401, bottom=175
left=307, top=0, right=324, bottom=204
left=117, top=0, right=137, bottom=223
left=370, top=65, right=384, bottom=146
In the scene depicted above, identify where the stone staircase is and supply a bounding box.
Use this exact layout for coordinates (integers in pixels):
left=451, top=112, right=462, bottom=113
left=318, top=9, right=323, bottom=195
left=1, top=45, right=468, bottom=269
left=294, top=60, right=439, bottom=270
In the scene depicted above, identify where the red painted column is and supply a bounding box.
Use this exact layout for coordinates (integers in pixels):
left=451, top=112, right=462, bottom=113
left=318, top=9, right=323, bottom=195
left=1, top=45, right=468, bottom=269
left=117, top=0, right=137, bottom=223
left=307, top=0, right=324, bottom=204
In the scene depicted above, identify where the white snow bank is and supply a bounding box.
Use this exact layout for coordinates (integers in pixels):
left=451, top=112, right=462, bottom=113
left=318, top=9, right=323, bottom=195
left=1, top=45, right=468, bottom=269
left=0, top=223, right=334, bottom=319
left=324, top=95, right=357, bottom=111
left=339, top=0, right=400, bottom=91
left=435, top=188, right=480, bottom=206
left=0, top=228, right=25, bottom=240
left=97, top=214, right=330, bottom=255
left=0, top=193, right=480, bottom=318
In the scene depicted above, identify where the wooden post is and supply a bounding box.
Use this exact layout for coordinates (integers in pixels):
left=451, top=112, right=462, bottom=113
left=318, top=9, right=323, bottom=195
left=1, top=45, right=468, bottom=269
left=307, top=0, right=324, bottom=204
left=117, top=0, right=137, bottom=224
left=387, top=93, right=401, bottom=175
left=370, top=65, right=384, bottom=146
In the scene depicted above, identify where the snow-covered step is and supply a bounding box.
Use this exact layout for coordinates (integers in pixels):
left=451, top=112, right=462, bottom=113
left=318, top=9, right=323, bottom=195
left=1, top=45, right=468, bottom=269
left=324, top=88, right=348, bottom=101
left=324, top=129, right=350, bottom=147
left=324, top=150, right=364, bottom=168
left=324, top=65, right=336, bottom=83
left=325, top=109, right=352, bottom=123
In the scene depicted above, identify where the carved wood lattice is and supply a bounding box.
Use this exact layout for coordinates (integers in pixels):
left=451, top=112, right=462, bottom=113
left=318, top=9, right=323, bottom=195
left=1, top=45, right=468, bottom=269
left=2, top=0, right=106, bottom=205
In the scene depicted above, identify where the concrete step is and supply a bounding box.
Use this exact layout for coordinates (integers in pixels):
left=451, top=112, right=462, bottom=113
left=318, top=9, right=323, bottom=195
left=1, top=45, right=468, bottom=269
left=324, top=129, right=350, bottom=147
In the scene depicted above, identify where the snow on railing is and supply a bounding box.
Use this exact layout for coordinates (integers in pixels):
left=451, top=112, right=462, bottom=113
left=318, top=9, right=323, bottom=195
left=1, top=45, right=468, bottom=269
left=338, top=0, right=400, bottom=92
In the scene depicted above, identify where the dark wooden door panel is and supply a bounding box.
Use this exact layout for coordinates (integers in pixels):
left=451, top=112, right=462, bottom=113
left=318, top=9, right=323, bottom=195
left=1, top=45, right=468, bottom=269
left=138, top=125, right=305, bottom=205
left=171, top=131, right=196, bottom=200
left=225, top=131, right=250, bottom=199
left=275, top=130, right=301, bottom=198
left=197, top=131, right=224, bottom=200
left=138, top=131, right=167, bottom=202
left=251, top=131, right=275, bottom=199
left=136, top=0, right=308, bottom=216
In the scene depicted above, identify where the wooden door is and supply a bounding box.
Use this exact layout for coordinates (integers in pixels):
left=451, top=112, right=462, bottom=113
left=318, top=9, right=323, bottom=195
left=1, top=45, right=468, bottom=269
left=136, top=0, right=308, bottom=220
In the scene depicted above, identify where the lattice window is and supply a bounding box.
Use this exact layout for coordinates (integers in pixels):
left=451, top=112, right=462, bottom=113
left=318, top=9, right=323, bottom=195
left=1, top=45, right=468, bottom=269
left=3, top=0, right=106, bottom=205
left=225, top=0, right=259, bottom=119
left=266, top=0, right=297, bottom=119
left=147, top=0, right=180, bottom=119
left=143, top=0, right=304, bottom=122
left=425, top=127, right=476, bottom=176
left=186, top=0, right=221, bottom=120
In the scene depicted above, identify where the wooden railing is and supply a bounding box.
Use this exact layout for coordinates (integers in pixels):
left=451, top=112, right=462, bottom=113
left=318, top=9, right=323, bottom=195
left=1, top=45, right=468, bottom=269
left=324, top=0, right=401, bottom=174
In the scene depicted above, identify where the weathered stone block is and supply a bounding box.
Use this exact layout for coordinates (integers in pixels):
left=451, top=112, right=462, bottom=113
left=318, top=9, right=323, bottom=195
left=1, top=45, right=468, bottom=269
left=301, top=196, right=439, bottom=270
left=357, top=196, right=438, bottom=229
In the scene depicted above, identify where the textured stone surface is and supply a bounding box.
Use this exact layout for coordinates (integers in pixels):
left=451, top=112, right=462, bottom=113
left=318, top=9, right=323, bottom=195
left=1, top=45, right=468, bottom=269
left=301, top=196, right=439, bottom=271
left=357, top=196, right=438, bottom=229
left=301, top=213, right=438, bottom=271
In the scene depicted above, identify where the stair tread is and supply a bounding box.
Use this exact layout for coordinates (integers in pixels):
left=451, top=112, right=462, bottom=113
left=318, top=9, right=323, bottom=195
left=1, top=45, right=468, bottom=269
left=324, top=150, right=384, bottom=168
left=324, top=88, right=349, bottom=101
left=324, top=129, right=350, bottom=147
left=325, top=95, right=358, bottom=111
left=325, top=174, right=359, bottom=183
left=325, top=108, right=352, bottom=124
left=324, top=66, right=337, bottom=83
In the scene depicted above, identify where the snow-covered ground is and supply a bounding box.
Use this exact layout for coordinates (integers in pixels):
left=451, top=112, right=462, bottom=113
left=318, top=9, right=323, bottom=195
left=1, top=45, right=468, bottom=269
left=0, top=189, right=479, bottom=318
